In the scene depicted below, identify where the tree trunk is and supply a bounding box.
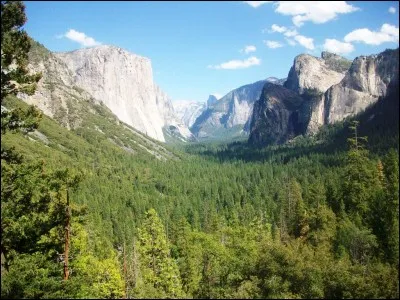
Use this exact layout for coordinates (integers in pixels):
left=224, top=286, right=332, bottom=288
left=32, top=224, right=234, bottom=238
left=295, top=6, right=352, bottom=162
left=63, top=188, right=71, bottom=281
left=123, top=241, right=127, bottom=299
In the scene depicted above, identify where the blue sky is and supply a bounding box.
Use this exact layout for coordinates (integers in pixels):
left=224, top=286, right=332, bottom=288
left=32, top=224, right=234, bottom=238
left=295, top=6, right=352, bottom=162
left=24, top=1, right=399, bottom=103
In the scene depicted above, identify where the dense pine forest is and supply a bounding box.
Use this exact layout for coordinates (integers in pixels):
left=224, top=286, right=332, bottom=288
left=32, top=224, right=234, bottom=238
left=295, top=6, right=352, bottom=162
left=1, top=2, right=399, bottom=299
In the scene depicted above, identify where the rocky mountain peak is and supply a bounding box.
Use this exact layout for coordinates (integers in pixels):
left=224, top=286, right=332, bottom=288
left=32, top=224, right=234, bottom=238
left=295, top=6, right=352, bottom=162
left=207, top=95, right=218, bottom=107
left=284, top=52, right=350, bottom=95
left=173, top=100, right=206, bottom=128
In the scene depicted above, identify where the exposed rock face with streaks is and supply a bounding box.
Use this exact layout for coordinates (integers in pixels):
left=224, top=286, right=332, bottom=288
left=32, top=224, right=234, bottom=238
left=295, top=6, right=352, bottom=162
left=248, top=83, right=306, bottom=146
left=54, top=45, right=191, bottom=142
left=249, top=49, right=399, bottom=145
left=323, top=49, right=399, bottom=124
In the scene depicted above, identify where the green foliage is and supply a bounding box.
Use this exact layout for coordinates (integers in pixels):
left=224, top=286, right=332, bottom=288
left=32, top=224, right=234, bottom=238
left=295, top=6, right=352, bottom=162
left=1, top=1, right=41, bottom=101
left=1, top=252, right=63, bottom=299
left=135, top=209, right=185, bottom=298
left=342, top=121, right=377, bottom=224
left=67, top=223, right=124, bottom=298
left=2, top=102, right=398, bottom=298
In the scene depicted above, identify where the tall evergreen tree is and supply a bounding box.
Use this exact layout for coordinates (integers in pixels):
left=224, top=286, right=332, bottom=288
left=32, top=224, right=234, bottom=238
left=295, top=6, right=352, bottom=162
left=342, top=121, right=373, bottom=225
left=135, top=208, right=185, bottom=298
left=1, top=1, right=41, bottom=137
left=382, top=149, right=399, bottom=265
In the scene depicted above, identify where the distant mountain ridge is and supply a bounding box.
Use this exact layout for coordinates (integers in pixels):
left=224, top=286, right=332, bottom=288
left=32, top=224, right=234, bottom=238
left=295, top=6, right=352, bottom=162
left=190, top=77, right=286, bottom=141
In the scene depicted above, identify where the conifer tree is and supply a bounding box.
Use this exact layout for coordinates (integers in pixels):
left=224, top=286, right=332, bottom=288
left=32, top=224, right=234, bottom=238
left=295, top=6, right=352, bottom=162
left=1, top=1, right=41, bottom=135
left=382, top=149, right=399, bottom=265
left=343, top=121, right=373, bottom=224
left=135, top=208, right=184, bottom=298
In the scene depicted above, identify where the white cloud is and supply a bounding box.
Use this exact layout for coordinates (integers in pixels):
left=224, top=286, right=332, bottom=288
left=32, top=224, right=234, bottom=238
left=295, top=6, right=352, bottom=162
left=274, top=1, right=359, bottom=27
left=344, top=23, right=399, bottom=45
left=241, top=45, right=257, bottom=54
left=62, top=29, right=101, bottom=47
left=388, top=6, right=396, bottom=14
left=266, top=23, right=313, bottom=50
left=381, top=23, right=399, bottom=37
left=208, top=56, right=261, bottom=70
left=243, top=1, right=272, bottom=8
left=267, top=24, right=298, bottom=37
left=294, top=35, right=315, bottom=50
left=264, top=40, right=284, bottom=48
left=271, top=24, right=287, bottom=33
left=284, top=29, right=298, bottom=37
left=323, top=39, right=354, bottom=55
left=285, top=38, right=297, bottom=46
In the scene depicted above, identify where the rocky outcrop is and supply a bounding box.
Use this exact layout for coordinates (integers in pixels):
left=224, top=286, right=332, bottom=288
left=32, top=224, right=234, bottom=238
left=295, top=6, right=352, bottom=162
left=324, top=48, right=399, bottom=124
left=284, top=52, right=350, bottom=95
left=154, top=85, right=194, bottom=141
left=20, top=42, right=191, bottom=143
left=249, top=83, right=306, bottom=146
left=266, top=77, right=287, bottom=86
left=306, top=48, right=399, bottom=133
left=191, top=78, right=285, bottom=140
left=249, top=48, right=399, bottom=145
left=55, top=46, right=157, bottom=140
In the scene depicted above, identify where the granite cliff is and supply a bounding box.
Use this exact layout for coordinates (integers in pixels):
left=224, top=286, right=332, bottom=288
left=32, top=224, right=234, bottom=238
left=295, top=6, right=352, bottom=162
left=21, top=41, right=192, bottom=142
left=249, top=49, right=399, bottom=146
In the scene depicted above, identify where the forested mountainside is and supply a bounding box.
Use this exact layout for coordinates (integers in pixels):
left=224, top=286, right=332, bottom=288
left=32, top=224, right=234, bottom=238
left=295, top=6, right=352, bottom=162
left=1, top=1, right=399, bottom=299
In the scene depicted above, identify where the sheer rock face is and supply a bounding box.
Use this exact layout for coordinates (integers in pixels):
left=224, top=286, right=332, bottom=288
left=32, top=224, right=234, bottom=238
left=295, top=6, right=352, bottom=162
left=54, top=45, right=191, bottom=142
left=284, top=53, right=350, bottom=95
left=324, top=49, right=399, bottom=124
left=249, top=83, right=306, bottom=146
left=191, top=78, right=285, bottom=139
